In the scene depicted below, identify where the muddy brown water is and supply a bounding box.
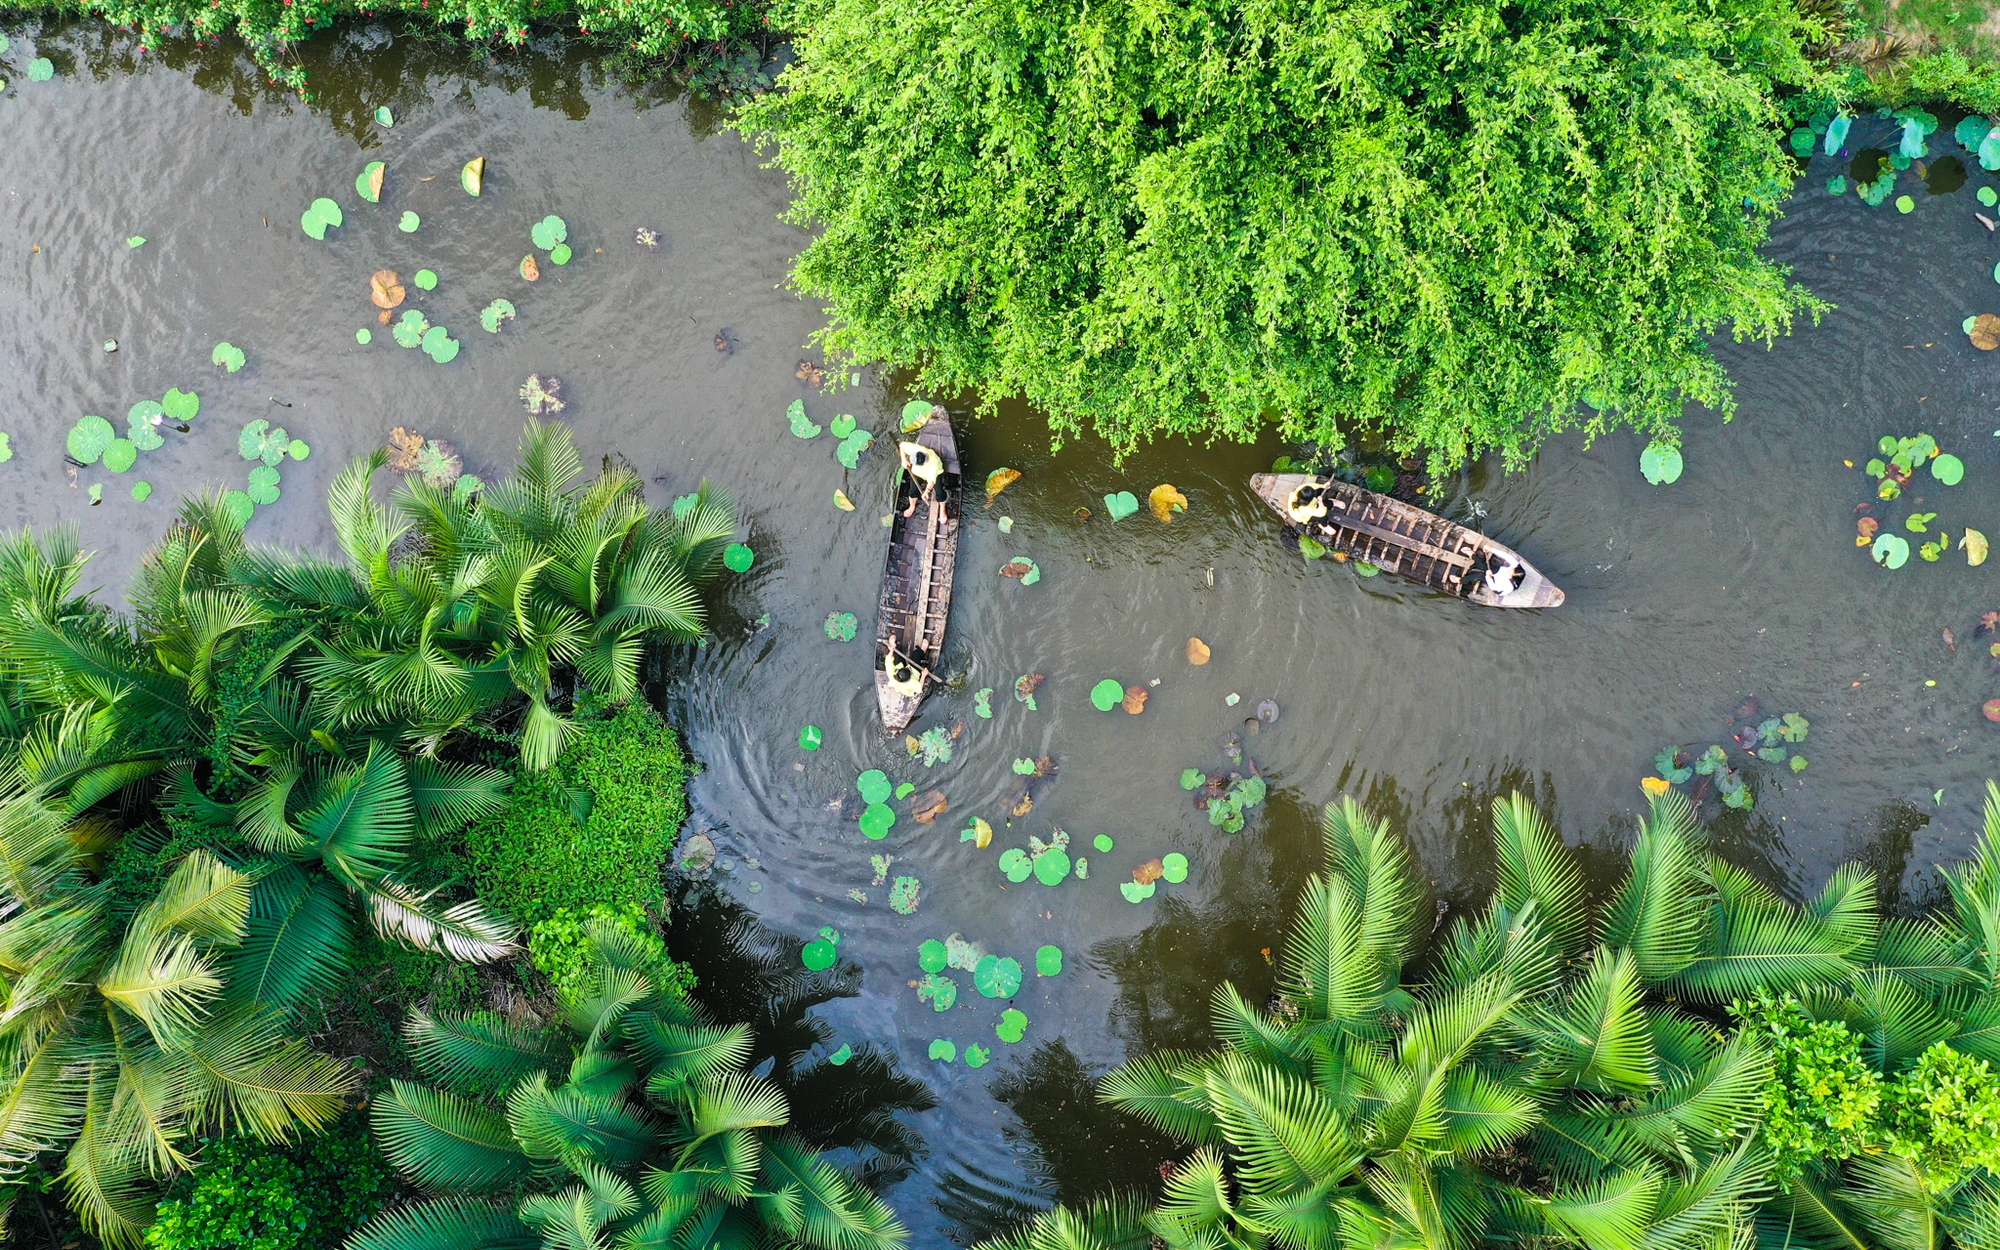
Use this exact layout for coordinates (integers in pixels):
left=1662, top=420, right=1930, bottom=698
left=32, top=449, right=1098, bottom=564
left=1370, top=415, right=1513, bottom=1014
left=7, top=25, right=2000, bottom=1239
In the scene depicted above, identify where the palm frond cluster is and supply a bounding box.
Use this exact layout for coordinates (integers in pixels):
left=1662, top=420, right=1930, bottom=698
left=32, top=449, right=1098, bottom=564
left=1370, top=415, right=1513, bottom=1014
left=349, top=917, right=908, bottom=1250
left=983, top=785, right=2000, bottom=1250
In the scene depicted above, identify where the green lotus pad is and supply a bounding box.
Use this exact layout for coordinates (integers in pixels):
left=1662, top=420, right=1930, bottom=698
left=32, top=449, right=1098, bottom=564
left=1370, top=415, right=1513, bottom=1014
left=824, top=612, right=858, bottom=641
left=1090, top=679, right=1125, bottom=711
left=799, top=725, right=822, bottom=751
left=356, top=328, right=373, bottom=344
left=800, top=926, right=840, bottom=971
left=1934, top=453, right=1965, bottom=485
left=161, top=388, right=199, bottom=422
left=974, top=956, right=1022, bottom=998
left=917, top=972, right=957, bottom=1011
left=399, top=211, right=421, bottom=233
left=828, top=1044, right=853, bottom=1065
left=356, top=160, right=385, bottom=202
left=929, top=1039, right=956, bottom=1062
left=835, top=430, right=874, bottom=469
left=130, top=481, right=151, bottom=502
left=997, top=848, right=1032, bottom=883
left=246, top=465, right=281, bottom=506
left=1161, top=852, right=1189, bottom=884
left=66, top=416, right=115, bottom=464
left=211, top=342, right=246, bottom=373
left=857, top=770, right=892, bottom=804
left=531, top=215, right=568, bottom=251
left=0, top=433, right=13, bottom=463
left=1103, top=490, right=1139, bottom=521
left=1121, top=880, right=1157, bottom=903
left=1035, top=946, right=1063, bottom=977
left=1639, top=442, right=1683, bottom=485
left=26, top=58, right=54, bottom=82
left=895, top=782, right=916, bottom=800
left=300, top=197, right=343, bottom=240
left=375, top=105, right=394, bottom=126
left=1093, top=834, right=1114, bottom=853
left=102, top=439, right=137, bottom=473
left=480, top=299, right=517, bottom=333
left=220, top=490, right=254, bottom=530
left=964, top=1043, right=991, bottom=1068
left=413, top=269, right=437, bottom=291
left=1033, top=848, right=1070, bottom=886
left=859, top=803, right=895, bottom=840
left=420, top=325, right=459, bottom=364
left=995, top=1009, right=1028, bottom=1043
left=918, top=939, right=949, bottom=973
left=723, top=543, right=754, bottom=572
left=550, top=243, right=573, bottom=265
left=787, top=399, right=822, bottom=439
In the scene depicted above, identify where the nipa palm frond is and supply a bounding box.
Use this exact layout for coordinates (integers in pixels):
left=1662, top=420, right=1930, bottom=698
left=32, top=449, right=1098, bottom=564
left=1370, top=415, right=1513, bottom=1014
left=1490, top=792, right=1590, bottom=956
left=758, top=1133, right=910, bottom=1250
left=1601, top=792, right=1709, bottom=986
left=344, top=1196, right=538, bottom=1250
left=405, top=1009, right=567, bottom=1097
left=1096, top=1049, right=1222, bottom=1144
left=373, top=1078, right=532, bottom=1192
left=225, top=862, right=352, bottom=1015
left=361, top=876, right=518, bottom=963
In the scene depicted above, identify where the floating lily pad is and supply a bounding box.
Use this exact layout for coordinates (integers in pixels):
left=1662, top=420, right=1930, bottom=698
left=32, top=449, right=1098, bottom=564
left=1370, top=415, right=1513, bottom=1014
left=974, top=955, right=1022, bottom=999
left=1967, top=529, right=1990, bottom=566
left=1161, top=853, right=1189, bottom=884
left=1036, top=945, right=1063, bottom=977
left=828, top=1043, right=853, bottom=1065
left=1985, top=186, right=2000, bottom=207
left=130, top=481, right=151, bottom=502
left=300, top=197, right=343, bottom=240
left=919, top=939, right=949, bottom=973
left=87, top=484, right=101, bottom=505
left=550, top=243, right=572, bottom=265
left=890, top=876, right=921, bottom=914
left=0, top=433, right=12, bottom=463
left=997, top=847, right=1032, bottom=883
left=394, top=211, right=419, bottom=233
left=1090, top=679, right=1125, bottom=711
left=161, top=388, right=199, bottom=422
left=356, top=328, right=373, bottom=344
left=461, top=156, right=484, bottom=196
left=986, top=467, right=1021, bottom=503
left=928, top=1039, right=956, bottom=1062
left=393, top=310, right=430, bottom=349
left=1827, top=176, right=1847, bottom=195
left=1010, top=758, right=1036, bottom=776
left=101, top=439, right=136, bottom=473
left=823, top=611, right=857, bottom=641
left=917, top=972, right=957, bottom=1011
left=1639, top=442, right=1683, bottom=485
left=856, top=770, right=892, bottom=805
left=1120, top=880, right=1156, bottom=903
left=824, top=413, right=856, bottom=439
left=413, top=269, right=437, bottom=291
left=914, top=726, right=951, bottom=767
left=1872, top=532, right=1911, bottom=569
left=26, top=58, right=53, bottom=82
left=420, top=324, right=459, bottom=363
left=375, top=105, right=394, bottom=126
left=211, top=342, right=246, bottom=373
left=799, top=724, right=822, bottom=751
left=480, top=299, right=516, bottom=333
left=1033, top=848, right=1070, bottom=886
left=531, top=215, right=568, bottom=251
left=66, top=416, right=115, bottom=464
left=1299, top=534, right=1327, bottom=559
left=801, top=926, right=841, bottom=971
left=723, top=543, right=755, bottom=573
left=965, top=1044, right=991, bottom=1068
left=788, top=399, right=822, bottom=439
left=999, top=557, right=1041, bottom=586
left=835, top=430, right=874, bottom=468
left=895, top=782, right=916, bottom=801
left=289, top=440, right=310, bottom=461
left=973, top=687, right=993, bottom=719
left=246, top=464, right=281, bottom=506
left=996, top=1009, right=1028, bottom=1044
left=1897, top=195, right=1917, bottom=213
left=859, top=802, right=896, bottom=840
left=356, top=161, right=385, bottom=202
left=220, top=490, right=254, bottom=529
left=900, top=400, right=933, bottom=431
left=1934, top=453, right=1965, bottom=485
left=1103, top=490, right=1139, bottom=521
left=238, top=419, right=289, bottom=466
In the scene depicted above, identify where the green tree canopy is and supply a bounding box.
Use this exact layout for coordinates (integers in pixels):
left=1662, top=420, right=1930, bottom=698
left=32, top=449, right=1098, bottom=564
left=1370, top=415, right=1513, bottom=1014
left=743, top=0, right=1831, bottom=467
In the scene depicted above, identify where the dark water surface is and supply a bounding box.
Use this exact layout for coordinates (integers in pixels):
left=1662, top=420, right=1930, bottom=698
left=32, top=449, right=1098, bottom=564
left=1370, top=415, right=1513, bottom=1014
left=8, top=25, right=2000, bottom=1240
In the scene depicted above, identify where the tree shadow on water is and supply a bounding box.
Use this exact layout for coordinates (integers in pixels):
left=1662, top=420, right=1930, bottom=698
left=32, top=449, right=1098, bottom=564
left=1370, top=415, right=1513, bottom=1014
left=665, top=878, right=935, bottom=1188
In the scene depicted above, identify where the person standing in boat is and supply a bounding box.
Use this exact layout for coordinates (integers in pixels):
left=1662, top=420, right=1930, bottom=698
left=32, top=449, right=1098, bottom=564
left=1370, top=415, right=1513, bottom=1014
left=898, top=441, right=943, bottom=517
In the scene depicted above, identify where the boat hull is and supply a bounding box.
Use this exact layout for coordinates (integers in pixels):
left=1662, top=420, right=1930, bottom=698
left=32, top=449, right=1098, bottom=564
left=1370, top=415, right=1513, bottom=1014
left=874, top=408, right=962, bottom=733
left=1250, top=473, right=1563, bottom=608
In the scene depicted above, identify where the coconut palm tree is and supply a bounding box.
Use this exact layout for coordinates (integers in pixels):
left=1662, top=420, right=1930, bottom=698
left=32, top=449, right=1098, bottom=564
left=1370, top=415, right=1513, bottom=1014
left=0, top=781, right=354, bottom=1246
left=982, top=790, right=1900, bottom=1250
left=347, top=917, right=908, bottom=1250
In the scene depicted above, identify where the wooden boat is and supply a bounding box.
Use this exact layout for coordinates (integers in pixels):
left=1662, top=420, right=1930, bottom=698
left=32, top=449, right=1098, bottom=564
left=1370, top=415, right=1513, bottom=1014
left=1250, top=473, right=1564, bottom=608
left=874, top=406, right=962, bottom=733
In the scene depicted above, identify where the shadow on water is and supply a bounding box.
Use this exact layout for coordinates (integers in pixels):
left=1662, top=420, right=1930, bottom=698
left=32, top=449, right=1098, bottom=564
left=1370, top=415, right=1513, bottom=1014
left=665, top=879, right=937, bottom=1188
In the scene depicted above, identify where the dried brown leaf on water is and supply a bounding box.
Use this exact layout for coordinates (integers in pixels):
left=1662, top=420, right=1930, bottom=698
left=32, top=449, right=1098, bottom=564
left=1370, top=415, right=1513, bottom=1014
left=370, top=270, right=406, bottom=310
left=986, top=468, right=1022, bottom=506
left=520, top=375, right=566, bottom=415
left=1000, top=560, right=1035, bottom=579
left=1133, top=859, right=1165, bottom=885
left=1187, top=637, right=1211, bottom=666
left=1122, top=687, right=1148, bottom=714
left=912, top=790, right=948, bottom=824
left=1974, top=314, right=2000, bottom=351
left=1945, top=628, right=1958, bottom=651
left=1149, top=483, right=1189, bottom=522
left=1010, top=791, right=1034, bottom=818
left=520, top=254, right=540, bottom=282
left=386, top=427, right=426, bottom=474
left=796, top=360, right=826, bottom=387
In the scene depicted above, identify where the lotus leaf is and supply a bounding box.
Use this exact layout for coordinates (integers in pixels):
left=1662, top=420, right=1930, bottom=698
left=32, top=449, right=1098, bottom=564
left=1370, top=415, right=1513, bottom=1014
left=1654, top=747, right=1693, bottom=784
left=852, top=800, right=895, bottom=840
left=357, top=160, right=385, bottom=202
left=1873, top=533, right=1911, bottom=569
left=375, top=105, right=394, bottom=126
left=26, top=58, right=53, bottom=82
left=890, top=876, right=921, bottom=914
left=66, top=416, right=115, bottom=464
left=1980, top=315, right=2000, bottom=351
left=1149, top=483, right=1189, bottom=521
left=993, top=847, right=1032, bottom=883
left=0, top=434, right=11, bottom=463
left=896, top=782, right=916, bottom=801
left=211, top=342, right=246, bottom=373
left=1355, top=562, right=1380, bottom=576
left=993, top=1008, right=1029, bottom=1044
left=828, top=1044, right=853, bottom=1065
left=1966, top=529, right=1990, bottom=566
left=1827, top=114, right=1853, bottom=153
left=480, top=299, right=517, bottom=333
left=220, top=490, right=254, bottom=529
left=857, top=770, right=892, bottom=804
left=974, top=956, right=1022, bottom=998
left=396, top=211, right=419, bottom=233
left=1986, top=187, right=2000, bottom=207
left=986, top=467, right=1021, bottom=504
left=1000, top=557, right=1041, bottom=585
left=973, top=687, right=992, bottom=719
left=801, top=927, right=841, bottom=971
left=1897, top=195, right=1916, bottom=213
left=965, top=1043, right=991, bottom=1067
left=1757, top=746, right=1788, bottom=763
left=1906, top=512, right=1937, bottom=534
left=1790, top=755, right=1809, bottom=772
left=1959, top=116, right=1989, bottom=148
left=915, top=726, right=951, bottom=767
left=824, top=611, right=858, bottom=641
left=130, top=481, right=150, bottom=502
left=1827, top=176, right=1847, bottom=196
left=246, top=465, right=281, bottom=506
left=1090, top=679, right=1124, bottom=711
left=723, top=543, right=754, bottom=572
left=1779, top=713, right=1809, bottom=742
left=289, top=440, right=311, bottom=461
left=1694, top=745, right=1727, bottom=776
left=1639, top=442, right=1683, bottom=485
left=87, top=484, right=101, bottom=505
left=421, top=326, right=459, bottom=363
left=1934, top=453, right=1965, bottom=485
left=461, top=156, right=484, bottom=196
left=413, top=269, right=437, bottom=291
left=1033, top=847, right=1070, bottom=886
left=835, top=430, right=874, bottom=468
left=356, top=328, right=372, bottom=344
left=1867, top=458, right=1887, bottom=477
left=1015, top=674, right=1043, bottom=709
left=1299, top=535, right=1327, bottom=559
left=393, top=310, right=429, bottom=348
left=828, top=414, right=856, bottom=438
left=1922, top=541, right=1944, bottom=561
left=161, top=388, right=199, bottom=422
left=1103, top=490, right=1139, bottom=521
left=1788, top=127, right=1814, bottom=157
left=788, top=399, right=822, bottom=439
left=520, top=374, right=565, bottom=414
left=916, top=940, right=950, bottom=974
left=101, top=439, right=136, bottom=473
left=798, top=725, right=822, bottom=751
left=900, top=400, right=933, bottom=431
left=531, top=215, right=568, bottom=250
left=928, top=1039, right=956, bottom=1062
left=549, top=243, right=573, bottom=265
left=1161, top=852, right=1189, bottom=884
left=1120, top=880, right=1156, bottom=903
left=238, top=420, right=290, bottom=465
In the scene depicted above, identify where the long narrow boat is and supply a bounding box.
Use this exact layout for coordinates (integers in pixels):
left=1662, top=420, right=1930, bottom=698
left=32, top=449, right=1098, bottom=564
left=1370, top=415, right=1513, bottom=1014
left=1250, top=472, right=1564, bottom=608
left=874, top=406, right=962, bottom=733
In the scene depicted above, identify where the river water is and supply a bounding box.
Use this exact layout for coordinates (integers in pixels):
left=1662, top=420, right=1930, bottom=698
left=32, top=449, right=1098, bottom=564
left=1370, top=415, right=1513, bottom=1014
left=6, top=22, right=2000, bottom=1242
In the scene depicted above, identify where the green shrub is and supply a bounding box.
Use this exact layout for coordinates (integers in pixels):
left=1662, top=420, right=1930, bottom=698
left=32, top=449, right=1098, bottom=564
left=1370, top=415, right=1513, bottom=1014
left=1883, top=1041, right=2000, bottom=1190
left=462, top=701, right=688, bottom=926
left=529, top=901, right=695, bottom=1000
left=1733, top=992, right=1883, bottom=1183
left=143, top=1118, right=392, bottom=1250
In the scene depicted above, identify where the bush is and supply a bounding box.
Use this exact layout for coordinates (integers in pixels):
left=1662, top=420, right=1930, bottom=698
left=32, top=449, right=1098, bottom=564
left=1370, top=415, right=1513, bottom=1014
left=1883, top=1041, right=2000, bottom=1190
left=1734, top=992, right=1883, bottom=1184
left=529, top=900, right=695, bottom=1000
left=143, top=1118, right=392, bottom=1250
left=741, top=0, right=1828, bottom=471
left=462, top=701, right=689, bottom=926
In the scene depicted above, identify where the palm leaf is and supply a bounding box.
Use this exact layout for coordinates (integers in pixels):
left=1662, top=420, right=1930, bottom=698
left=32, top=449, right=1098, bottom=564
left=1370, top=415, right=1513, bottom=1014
left=374, top=1079, right=532, bottom=1192
left=227, top=863, right=353, bottom=1014
left=406, top=1009, right=566, bottom=1096
left=758, top=1133, right=910, bottom=1250
left=173, top=1003, right=353, bottom=1139
left=298, top=741, right=415, bottom=883
left=59, top=1059, right=156, bottom=1249
left=1524, top=946, right=1657, bottom=1093
left=346, top=1197, right=539, bottom=1250
left=1199, top=1051, right=1361, bottom=1194
left=508, top=1072, right=659, bottom=1168
left=1539, top=1163, right=1666, bottom=1250
left=1601, top=792, right=1707, bottom=985
left=406, top=757, right=511, bottom=837
left=1491, top=792, right=1589, bottom=956
left=361, top=877, right=518, bottom=962
left=1840, top=1154, right=1941, bottom=1250
left=1096, top=1049, right=1221, bottom=1144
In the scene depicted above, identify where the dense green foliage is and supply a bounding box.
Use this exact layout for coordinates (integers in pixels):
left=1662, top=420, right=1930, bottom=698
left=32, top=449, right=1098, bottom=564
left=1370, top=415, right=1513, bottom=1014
left=464, top=702, right=690, bottom=926
left=983, top=784, right=2000, bottom=1250
left=143, top=1119, right=392, bottom=1250
left=528, top=900, right=692, bottom=1001
left=742, top=0, right=1832, bottom=468
left=349, top=919, right=907, bottom=1250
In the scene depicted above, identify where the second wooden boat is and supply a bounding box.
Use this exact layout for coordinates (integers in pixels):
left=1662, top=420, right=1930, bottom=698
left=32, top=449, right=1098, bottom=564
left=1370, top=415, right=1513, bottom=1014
left=874, top=406, right=962, bottom=733
left=1250, top=472, right=1564, bottom=608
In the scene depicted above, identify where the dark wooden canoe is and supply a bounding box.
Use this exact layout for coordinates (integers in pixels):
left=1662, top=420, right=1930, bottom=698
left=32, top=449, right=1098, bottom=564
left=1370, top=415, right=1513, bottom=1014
left=1250, top=473, right=1564, bottom=608
left=874, top=407, right=962, bottom=733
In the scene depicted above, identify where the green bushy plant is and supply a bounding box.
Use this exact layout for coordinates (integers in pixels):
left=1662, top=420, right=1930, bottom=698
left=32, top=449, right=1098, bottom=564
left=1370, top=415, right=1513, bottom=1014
left=144, top=1119, right=392, bottom=1250
left=1735, top=991, right=1884, bottom=1183
left=527, top=900, right=693, bottom=1000
left=1884, top=1042, right=2000, bottom=1191
left=462, top=701, right=689, bottom=925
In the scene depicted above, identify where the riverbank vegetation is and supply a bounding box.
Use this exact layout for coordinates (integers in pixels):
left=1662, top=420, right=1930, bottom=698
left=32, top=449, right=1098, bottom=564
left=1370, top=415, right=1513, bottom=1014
left=980, top=787, right=2000, bottom=1250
